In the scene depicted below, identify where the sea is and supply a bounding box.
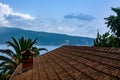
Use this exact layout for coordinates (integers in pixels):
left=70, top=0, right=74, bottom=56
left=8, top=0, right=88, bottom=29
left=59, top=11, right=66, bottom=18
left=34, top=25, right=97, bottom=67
left=0, top=44, right=60, bottom=55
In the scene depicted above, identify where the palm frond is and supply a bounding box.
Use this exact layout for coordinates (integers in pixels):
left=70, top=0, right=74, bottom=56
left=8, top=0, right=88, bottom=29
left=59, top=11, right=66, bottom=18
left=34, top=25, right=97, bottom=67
left=6, top=41, right=19, bottom=54
left=30, top=38, right=38, bottom=48
left=0, top=49, right=15, bottom=57
left=0, top=55, right=17, bottom=66
left=0, top=37, right=46, bottom=79
left=19, top=37, right=24, bottom=51
left=11, top=37, right=21, bottom=53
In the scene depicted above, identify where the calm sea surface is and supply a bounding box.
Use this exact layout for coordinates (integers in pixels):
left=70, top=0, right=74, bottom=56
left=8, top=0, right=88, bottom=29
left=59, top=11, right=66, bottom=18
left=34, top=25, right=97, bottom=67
left=0, top=44, right=60, bottom=55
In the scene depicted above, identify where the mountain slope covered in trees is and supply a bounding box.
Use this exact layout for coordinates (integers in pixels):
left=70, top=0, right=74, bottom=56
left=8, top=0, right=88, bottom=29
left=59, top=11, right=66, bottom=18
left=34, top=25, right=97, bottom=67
left=0, top=27, right=94, bottom=46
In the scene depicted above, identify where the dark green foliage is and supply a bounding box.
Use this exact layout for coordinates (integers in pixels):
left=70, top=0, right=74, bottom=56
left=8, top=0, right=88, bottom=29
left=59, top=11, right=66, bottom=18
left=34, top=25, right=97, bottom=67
left=105, top=7, right=120, bottom=46
left=94, top=32, right=119, bottom=47
left=0, top=37, right=47, bottom=79
left=105, top=7, right=120, bottom=36
left=94, top=7, right=120, bottom=47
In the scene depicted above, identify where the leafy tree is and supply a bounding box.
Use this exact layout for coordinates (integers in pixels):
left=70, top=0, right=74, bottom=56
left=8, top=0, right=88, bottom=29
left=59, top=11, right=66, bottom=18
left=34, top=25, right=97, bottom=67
left=94, top=31, right=118, bottom=47
left=94, top=31, right=109, bottom=47
left=0, top=37, right=47, bottom=79
left=94, top=31, right=101, bottom=47
left=94, top=7, right=120, bottom=47
left=108, top=34, right=119, bottom=47
left=105, top=7, right=120, bottom=46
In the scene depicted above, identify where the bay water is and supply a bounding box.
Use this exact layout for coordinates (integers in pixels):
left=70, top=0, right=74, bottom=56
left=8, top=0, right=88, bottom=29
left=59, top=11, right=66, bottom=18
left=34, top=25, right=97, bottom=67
left=0, top=44, right=60, bottom=55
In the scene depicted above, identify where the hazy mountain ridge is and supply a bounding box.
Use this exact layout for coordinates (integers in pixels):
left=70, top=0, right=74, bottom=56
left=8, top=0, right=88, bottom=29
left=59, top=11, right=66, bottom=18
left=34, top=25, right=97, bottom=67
left=0, top=27, right=94, bottom=46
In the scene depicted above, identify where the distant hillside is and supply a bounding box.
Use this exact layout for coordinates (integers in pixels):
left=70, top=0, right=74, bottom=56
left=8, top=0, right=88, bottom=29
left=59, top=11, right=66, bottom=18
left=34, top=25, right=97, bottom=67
left=0, top=27, right=94, bottom=46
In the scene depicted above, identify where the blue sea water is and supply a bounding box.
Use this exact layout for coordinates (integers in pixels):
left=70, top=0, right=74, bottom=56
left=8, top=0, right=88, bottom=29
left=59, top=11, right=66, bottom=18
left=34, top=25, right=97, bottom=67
left=0, top=44, right=60, bottom=55
left=35, top=45, right=60, bottom=54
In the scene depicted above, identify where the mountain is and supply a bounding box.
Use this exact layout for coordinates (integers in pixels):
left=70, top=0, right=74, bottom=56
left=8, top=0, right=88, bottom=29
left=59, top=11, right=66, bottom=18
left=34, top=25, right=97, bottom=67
left=0, top=27, right=94, bottom=46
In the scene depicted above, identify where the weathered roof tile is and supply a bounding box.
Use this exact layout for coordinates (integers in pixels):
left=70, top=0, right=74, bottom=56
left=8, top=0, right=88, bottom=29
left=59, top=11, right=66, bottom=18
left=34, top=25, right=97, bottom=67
left=11, top=46, right=120, bottom=80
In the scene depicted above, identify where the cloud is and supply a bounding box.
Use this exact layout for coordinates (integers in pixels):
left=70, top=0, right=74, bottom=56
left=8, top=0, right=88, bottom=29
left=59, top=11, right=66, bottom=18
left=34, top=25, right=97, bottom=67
left=64, top=13, right=94, bottom=21
left=0, top=3, right=107, bottom=38
left=0, top=3, right=35, bottom=27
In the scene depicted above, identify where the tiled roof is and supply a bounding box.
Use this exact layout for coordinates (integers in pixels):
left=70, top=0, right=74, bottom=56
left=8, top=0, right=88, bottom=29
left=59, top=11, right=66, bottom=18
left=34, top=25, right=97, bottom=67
left=11, top=46, right=120, bottom=80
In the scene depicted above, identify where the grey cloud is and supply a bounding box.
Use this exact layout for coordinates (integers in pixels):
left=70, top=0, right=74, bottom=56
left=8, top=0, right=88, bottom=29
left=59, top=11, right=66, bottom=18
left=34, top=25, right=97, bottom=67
left=0, top=2, right=35, bottom=27
left=64, top=13, right=94, bottom=21
left=4, top=14, right=39, bottom=28
left=3, top=14, right=97, bottom=38
left=5, top=15, right=29, bottom=27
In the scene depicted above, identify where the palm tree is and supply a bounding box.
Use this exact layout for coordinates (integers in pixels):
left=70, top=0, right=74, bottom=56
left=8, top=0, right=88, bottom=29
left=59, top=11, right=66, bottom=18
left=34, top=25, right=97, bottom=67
left=0, top=37, right=47, bottom=79
left=0, top=49, right=17, bottom=80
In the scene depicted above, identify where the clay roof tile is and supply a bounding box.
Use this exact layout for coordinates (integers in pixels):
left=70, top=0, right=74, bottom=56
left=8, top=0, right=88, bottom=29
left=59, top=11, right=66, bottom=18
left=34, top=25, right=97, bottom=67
left=11, top=46, right=120, bottom=80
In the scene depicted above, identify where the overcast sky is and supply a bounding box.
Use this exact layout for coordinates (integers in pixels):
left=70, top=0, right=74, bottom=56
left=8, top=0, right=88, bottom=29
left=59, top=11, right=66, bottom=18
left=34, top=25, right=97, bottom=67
left=0, top=0, right=120, bottom=38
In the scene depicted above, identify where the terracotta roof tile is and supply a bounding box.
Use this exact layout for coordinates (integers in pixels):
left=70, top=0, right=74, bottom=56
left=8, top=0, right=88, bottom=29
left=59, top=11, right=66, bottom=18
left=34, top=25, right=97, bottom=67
left=11, top=46, right=120, bottom=80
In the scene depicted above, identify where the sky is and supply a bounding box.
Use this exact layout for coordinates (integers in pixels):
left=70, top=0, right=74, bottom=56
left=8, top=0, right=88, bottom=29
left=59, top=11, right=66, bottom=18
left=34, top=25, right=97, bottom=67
left=0, top=0, right=120, bottom=38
